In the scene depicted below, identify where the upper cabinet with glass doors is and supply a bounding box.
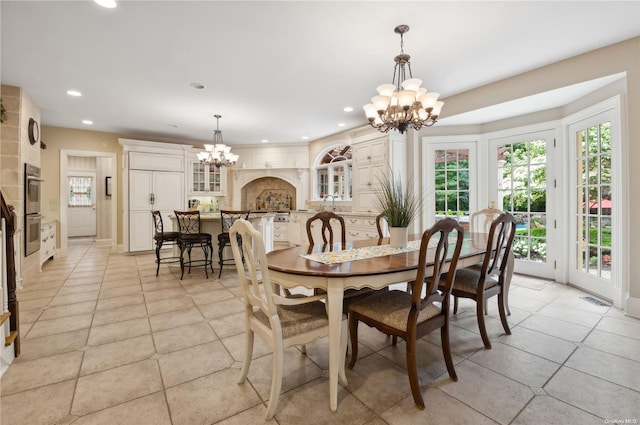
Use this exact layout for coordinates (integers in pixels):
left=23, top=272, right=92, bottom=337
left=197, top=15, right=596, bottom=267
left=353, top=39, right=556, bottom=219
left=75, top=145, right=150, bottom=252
left=188, top=155, right=227, bottom=195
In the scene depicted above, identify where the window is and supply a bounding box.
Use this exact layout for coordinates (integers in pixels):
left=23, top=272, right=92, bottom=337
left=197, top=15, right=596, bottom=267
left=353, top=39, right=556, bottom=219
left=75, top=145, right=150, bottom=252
left=68, top=176, right=93, bottom=207
left=315, top=145, right=352, bottom=200
left=434, top=149, right=470, bottom=217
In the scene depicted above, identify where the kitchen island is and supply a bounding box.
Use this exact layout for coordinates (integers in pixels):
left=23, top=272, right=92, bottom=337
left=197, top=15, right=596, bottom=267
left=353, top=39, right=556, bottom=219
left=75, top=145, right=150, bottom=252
left=169, top=212, right=275, bottom=269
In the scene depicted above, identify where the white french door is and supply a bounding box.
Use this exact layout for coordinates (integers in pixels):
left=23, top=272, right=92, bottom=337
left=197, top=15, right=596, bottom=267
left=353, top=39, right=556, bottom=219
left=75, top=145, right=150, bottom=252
left=488, top=130, right=556, bottom=279
left=568, top=109, right=617, bottom=300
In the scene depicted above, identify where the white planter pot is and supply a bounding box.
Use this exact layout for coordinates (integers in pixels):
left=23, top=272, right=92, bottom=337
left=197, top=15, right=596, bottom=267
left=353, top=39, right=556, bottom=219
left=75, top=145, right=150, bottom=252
left=389, top=226, right=408, bottom=249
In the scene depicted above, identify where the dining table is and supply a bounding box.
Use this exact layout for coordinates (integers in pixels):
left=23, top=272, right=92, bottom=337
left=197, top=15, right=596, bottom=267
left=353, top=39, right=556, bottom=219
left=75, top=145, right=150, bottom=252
left=266, top=232, right=513, bottom=412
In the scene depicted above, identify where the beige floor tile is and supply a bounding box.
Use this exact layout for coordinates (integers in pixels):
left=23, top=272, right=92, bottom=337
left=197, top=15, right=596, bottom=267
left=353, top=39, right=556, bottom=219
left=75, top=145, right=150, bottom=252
left=98, top=284, right=142, bottom=299
left=103, top=271, right=139, bottom=282
left=468, top=342, right=560, bottom=387
left=583, top=329, right=640, bottom=362
left=149, top=306, right=204, bottom=332
left=536, top=303, right=603, bottom=328
left=273, top=378, right=375, bottom=425
left=19, top=308, right=43, bottom=324
left=159, top=340, right=234, bottom=387
left=220, top=331, right=274, bottom=362
left=56, top=283, right=102, bottom=295
left=381, top=386, right=499, bottom=425
left=438, top=361, right=534, bottom=425
left=152, top=320, right=217, bottom=354
left=92, top=302, right=148, bottom=326
left=19, top=297, right=52, bottom=311
left=511, top=395, right=603, bottom=424
left=81, top=334, right=156, bottom=375
left=518, top=313, right=592, bottom=342
left=16, top=328, right=89, bottom=362
left=246, top=348, right=323, bottom=402
left=209, top=311, right=247, bottom=338
left=0, top=351, right=83, bottom=395
left=165, top=368, right=262, bottom=425
left=26, top=313, right=93, bottom=339
left=143, top=287, right=188, bottom=303
left=197, top=297, right=245, bottom=319
left=0, top=380, right=76, bottom=425
left=498, top=326, right=577, bottom=363
left=48, top=291, right=99, bottom=307
left=502, top=292, right=548, bottom=312
left=87, top=317, right=151, bottom=346
left=64, top=275, right=104, bottom=286
left=95, top=293, right=145, bottom=311
left=69, top=391, right=171, bottom=425
left=214, top=404, right=271, bottom=425
left=140, top=272, right=180, bottom=284
left=595, top=316, right=640, bottom=340
left=423, top=322, right=485, bottom=358
left=146, top=295, right=195, bottom=315
left=16, top=288, right=59, bottom=301
left=345, top=353, right=412, bottom=413
left=39, top=300, right=97, bottom=320
left=72, top=359, right=163, bottom=416
left=141, top=280, right=182, bottom=292
left=565, top=346, right=640, bottom=391
left=545, top=367, right=640, bottom=420
left=190, top=287, right=236, bottom=305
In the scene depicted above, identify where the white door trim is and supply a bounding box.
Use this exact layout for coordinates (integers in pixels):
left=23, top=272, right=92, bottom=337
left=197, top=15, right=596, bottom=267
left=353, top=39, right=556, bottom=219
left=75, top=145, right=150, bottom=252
left=59, top=150, right=118, bottom=256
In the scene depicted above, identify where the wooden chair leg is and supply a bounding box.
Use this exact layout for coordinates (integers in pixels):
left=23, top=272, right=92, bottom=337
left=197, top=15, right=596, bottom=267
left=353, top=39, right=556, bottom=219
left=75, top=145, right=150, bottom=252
left=348, top=315, right=359, bottom=369
left=405, top=337, right=425, bottom=409
left=440, top=323, right=458, bottom=381
left=237, top=328, right=254, bottom=384
left=498, top=292, right=511, bottom=335
left=392, top=335, right=398, bottom=346
left=265, top=339, right=284, bottom=420
left=453, top=296, right=459, bottom=314
left=477, top=296, right=492, bottom=349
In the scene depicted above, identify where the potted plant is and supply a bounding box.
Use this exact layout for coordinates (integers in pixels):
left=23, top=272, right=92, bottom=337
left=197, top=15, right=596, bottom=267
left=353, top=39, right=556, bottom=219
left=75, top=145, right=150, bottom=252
left=375, top=171, right=420, bottom=248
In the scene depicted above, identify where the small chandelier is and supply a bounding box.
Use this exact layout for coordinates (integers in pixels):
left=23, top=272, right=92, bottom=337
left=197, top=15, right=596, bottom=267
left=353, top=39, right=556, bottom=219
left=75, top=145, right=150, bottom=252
left=197, top=114, right=239, bottom=167
left=363, top=25, right=443, bottom=134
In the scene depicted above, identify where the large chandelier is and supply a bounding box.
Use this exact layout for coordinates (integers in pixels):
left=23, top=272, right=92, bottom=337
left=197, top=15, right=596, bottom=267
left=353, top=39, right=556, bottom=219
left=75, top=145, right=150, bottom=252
left=363, top=25, right=443, bottom=134
left=197, top=114, right=239, bottom=167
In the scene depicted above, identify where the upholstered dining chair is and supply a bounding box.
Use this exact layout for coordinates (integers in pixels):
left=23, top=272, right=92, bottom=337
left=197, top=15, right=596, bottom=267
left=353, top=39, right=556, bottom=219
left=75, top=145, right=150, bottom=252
left=230, top=218, right=347, bottom=420
left=454, top=207, right=505, bottom=314
left=375, top=212, right=388, bottom=238
left=151, top=210, right=180, bottom=276
left=348, top=218, right=465, bottom=409
left=441, top=212, right=516, bottom=349
left=217, top=209, right=250, bottom=278
left=306, top=211, right=346, bottom=249
left=306, top=211, right=381, bottom=308
left=173, top=210, right=214, bottom=279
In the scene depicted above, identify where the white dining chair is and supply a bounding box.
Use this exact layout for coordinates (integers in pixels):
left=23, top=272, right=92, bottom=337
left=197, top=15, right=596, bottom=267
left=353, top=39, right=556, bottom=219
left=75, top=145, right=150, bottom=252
left=230, top=218, right=347, bottom=420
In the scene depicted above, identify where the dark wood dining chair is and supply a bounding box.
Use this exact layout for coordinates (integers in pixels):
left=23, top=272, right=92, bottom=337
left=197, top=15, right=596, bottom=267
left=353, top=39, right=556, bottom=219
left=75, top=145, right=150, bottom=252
left=348, top=218, right=465, bottom=409
left=151, top=210, right=180, bottom=276
left=441, top=212, right=516, bottom=349
left=230, top=218, right=347, bottom=420
left=217, top=209, right=250, bottom=278
left=306, top=211, right=346, bottom=249
left=174, top=210, right=215, bottom=279
left=306, top=211, right=382, bottom=308
left=375, top=212, right=387, bottom=238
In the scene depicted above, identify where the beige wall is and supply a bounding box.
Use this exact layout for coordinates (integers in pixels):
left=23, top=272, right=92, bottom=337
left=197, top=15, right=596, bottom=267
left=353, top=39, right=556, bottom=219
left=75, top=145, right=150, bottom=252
left=40, top=126, right=123, bottom=244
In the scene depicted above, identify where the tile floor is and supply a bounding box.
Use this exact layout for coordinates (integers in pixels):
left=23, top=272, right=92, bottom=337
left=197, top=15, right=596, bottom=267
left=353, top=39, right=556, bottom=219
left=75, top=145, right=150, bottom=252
left=2, top=238, right=639, bottom=425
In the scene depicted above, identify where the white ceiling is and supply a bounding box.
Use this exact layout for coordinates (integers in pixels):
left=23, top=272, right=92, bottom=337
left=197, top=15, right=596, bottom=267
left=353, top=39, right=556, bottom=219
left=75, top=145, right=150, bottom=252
left=2, top=1, right=639, bottom=146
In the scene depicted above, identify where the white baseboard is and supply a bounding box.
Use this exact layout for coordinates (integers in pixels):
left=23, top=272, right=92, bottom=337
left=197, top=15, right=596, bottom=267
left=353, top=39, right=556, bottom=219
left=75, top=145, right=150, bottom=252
left=94, top=239, right=112, bottom=247
left=625, top=295, right=640, bottom=319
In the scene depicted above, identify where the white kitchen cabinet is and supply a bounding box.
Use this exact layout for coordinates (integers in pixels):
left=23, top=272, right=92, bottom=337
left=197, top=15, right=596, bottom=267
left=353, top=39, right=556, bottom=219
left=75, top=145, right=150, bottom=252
left=352, top=134, right=406, bottom=213
left=40, top=221, right=56, bottom=269
left=188, top=158, right=227, bottom=195
left=129, top=170, right=184, bottom=252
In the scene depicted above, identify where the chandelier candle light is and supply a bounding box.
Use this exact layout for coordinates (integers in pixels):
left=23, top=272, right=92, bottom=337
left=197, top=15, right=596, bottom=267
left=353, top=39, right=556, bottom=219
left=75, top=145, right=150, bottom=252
left=363, top=25, right=443, bottom=134
left=197, top=114, right=239, bottom=167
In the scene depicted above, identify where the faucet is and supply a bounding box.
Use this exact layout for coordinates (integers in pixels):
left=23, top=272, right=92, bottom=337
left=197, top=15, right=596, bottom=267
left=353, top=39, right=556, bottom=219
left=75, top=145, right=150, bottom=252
left=324, top=194, right=337, bottom=212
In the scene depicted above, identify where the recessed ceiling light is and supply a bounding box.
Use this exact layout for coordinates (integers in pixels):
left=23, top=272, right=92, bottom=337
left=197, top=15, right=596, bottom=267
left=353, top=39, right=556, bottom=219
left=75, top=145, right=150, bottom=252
left=190, top=82, right=205, bottom=90
left=261, top=139, right=269, bottom=143
left=343, top=106, right=354, bottom=112
left=66, top=90, right=82, bottom=97
left=94, top=0, right=117, bottom=8
left=82, top=120, right=93, bottom=125
left=338, top=123, right=346, bottom=127
left=302, top=136, right=309, bottom=140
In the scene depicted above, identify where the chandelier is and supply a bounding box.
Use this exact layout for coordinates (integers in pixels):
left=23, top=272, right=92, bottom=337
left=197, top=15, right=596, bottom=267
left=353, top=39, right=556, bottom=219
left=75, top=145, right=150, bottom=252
left=197, top=114, right=239, bottom=167
left=363, top=25, right=443, bottom=134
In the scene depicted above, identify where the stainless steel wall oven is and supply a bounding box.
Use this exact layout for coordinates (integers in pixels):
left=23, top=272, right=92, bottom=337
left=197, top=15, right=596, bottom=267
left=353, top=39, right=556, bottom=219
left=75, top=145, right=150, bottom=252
left=24, top=163, right=43, bottom=256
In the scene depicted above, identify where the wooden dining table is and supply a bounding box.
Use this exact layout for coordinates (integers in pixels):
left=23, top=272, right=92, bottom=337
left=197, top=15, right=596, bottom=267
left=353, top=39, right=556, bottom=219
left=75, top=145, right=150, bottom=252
left=266, top=232, right=510, bottom=412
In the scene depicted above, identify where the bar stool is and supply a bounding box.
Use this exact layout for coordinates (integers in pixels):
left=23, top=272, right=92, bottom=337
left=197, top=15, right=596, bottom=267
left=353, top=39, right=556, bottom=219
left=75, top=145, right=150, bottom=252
left=174, top=210, right=215, bottom=279
left=218, top=210, right=250, bottom=278
left=152, top=210, right=180, bottom=276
